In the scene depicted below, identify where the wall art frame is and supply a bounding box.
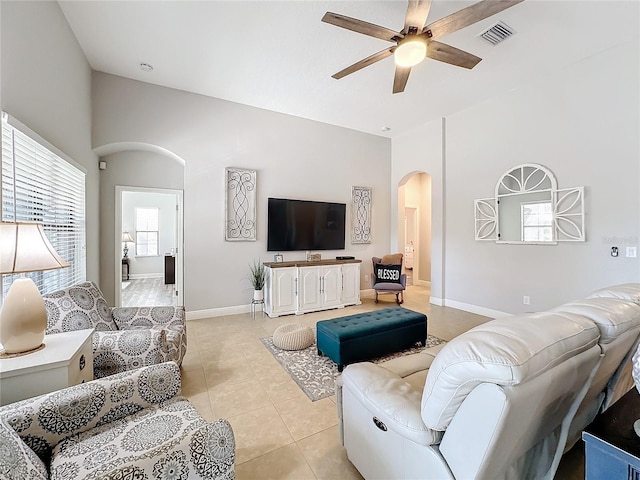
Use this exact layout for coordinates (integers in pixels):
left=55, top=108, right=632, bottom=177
left=225, top=167, right=257, bottom=241
left=474, top=163, right=585, bottom=244
left=351, top=186, right=372, bottom=244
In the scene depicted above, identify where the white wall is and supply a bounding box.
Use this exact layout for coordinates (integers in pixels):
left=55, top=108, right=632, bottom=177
left=393, top=38, right=640, bottom=315
left=122, top=191, right=177, bottom=278
left=93, top=73, right=391, bottom=313
left=1, top=1, right=99, bottom=282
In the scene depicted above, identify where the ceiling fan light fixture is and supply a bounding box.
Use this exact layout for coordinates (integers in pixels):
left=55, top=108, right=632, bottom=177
left=394, top=37, right=427, bottom=67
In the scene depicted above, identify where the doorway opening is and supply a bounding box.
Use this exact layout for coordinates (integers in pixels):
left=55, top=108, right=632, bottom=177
left=398, top=172, right=432, bottom=289
left=115, top=186, right=184, bottom=307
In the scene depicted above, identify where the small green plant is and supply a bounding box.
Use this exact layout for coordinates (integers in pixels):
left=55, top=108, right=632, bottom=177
left=249, top=259, right=266, bottom=290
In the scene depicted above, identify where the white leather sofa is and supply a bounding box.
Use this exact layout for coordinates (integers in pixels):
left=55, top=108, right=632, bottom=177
left=337, top=283, right=640, bottom=480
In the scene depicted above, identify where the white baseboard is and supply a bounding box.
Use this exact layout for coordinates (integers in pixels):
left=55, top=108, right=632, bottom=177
left=186, top=304, right=251, bottom=320
left=185, top=294, right=510, bottom=321
left=187, top=292, right=373, bottom=320
left=443, top=299, right=511, bottom=319
left=430, top=296, right=444, bottom=306
left=129, top=273, right=163, bottom=280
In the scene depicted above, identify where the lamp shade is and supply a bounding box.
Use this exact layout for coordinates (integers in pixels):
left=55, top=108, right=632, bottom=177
left=0, top=222, right=69, bottom=355
left=122, top=231, right=135, bottom=243
left=0, top=222, right=69, bottom=274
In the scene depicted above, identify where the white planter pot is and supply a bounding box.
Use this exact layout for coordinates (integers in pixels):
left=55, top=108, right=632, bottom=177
left=253, top=289, right=264, bottom=302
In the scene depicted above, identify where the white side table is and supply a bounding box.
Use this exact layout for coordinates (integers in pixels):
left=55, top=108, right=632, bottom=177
left=0, top=328, right=94, bottom=405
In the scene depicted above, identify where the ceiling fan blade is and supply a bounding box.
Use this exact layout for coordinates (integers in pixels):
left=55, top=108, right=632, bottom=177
left=322, top=12, right=401, bottom=42
left=423, top=0, right=524, bottom=40
left=393, top=66, right=411, bottom=94
left=404, top=0, right=432, bottom=32
left=426, top=40, right=482, bottom=69
left=332, top=48, right=395, bottom=80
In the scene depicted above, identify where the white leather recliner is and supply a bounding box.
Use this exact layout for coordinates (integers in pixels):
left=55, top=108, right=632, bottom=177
left=337, top=284, right=640, bottom=480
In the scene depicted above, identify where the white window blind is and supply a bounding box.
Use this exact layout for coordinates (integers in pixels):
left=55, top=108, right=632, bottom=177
left=135, top=207, right=159, bottom=256
left=1, top=115, right=86, bottom=300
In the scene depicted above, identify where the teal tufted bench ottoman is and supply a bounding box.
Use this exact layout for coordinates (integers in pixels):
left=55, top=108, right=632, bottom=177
left=316, top=307, right=427, bottom=371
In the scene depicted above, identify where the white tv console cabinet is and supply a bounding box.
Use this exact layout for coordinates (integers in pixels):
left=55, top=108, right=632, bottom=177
left=264, top=259, right=361, bottom=318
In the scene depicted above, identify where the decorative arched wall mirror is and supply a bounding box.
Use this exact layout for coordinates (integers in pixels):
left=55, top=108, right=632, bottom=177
left=474, top=164, right=585, bottom=244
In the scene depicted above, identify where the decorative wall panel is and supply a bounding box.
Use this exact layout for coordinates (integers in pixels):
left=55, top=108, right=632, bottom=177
left=351, top=186, right=372, bottom=244
left=225, top=167, right=256, bottom=241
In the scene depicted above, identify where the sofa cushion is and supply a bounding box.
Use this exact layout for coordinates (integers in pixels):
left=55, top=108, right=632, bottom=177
left=0, top=417, right=48, bottom=480
left=0, top=362, right=182, bottom=464
left=552, top=297, right=640, bottom=344
left=379, top=253, right=403, bottom=265
left=44, top=281, right=117, bottom=333
left=421, top=311, right=600, bottom=431
left=92, top=328, right=168, bottom=378
left=587, top=283, right=640, bottom=305
left=49, top=398, right=235, bottom=480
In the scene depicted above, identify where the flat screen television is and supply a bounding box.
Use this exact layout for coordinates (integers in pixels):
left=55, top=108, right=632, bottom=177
left=267, top=197, right=346, bottom=251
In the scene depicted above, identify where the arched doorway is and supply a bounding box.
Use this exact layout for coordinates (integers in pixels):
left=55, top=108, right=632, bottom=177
left=397, top=172, right=432, bottom=289
left=94, top=142, right=186, bottom=307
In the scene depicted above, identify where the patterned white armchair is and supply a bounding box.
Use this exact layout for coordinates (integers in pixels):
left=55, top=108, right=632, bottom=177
left=0, top=362, right=235, bottom=479
left=43, top=281, right=186, bottom=378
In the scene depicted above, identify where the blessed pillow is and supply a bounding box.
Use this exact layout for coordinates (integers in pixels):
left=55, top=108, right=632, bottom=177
left=375, top=264, right=402, bottom=284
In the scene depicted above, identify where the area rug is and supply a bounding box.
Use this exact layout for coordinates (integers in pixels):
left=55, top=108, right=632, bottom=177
left=260, top=335, right=446, bottom=402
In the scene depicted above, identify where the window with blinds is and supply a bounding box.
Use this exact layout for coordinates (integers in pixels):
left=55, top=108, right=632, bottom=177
left=135, top=207, right=159, bottom=256
left=1, top=115, right=86, bottom=300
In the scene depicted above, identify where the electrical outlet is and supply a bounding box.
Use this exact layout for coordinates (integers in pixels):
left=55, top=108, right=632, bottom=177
left=523, top=296, right=530, bottom=305
left=364, top=274, right=370, bottom=282
left=627, top=247, right=637, bottom=258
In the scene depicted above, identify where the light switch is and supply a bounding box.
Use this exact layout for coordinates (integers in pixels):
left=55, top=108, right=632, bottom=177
left=627, top=247, right=637, bottom=258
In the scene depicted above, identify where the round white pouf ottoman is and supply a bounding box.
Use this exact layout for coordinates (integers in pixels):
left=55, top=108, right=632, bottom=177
left=273, top=323, right=315, bottom=351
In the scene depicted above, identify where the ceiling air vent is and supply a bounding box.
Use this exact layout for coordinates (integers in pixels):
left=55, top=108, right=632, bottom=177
left=478, top=21, right=516, bottom=46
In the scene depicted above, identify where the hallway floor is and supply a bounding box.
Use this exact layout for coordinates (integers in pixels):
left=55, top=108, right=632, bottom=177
left=121, top=277, right=177, bottom=307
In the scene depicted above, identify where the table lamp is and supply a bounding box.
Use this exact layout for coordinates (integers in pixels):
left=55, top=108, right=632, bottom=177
left=122, top=231, right=134, bottom=258
left=0, top=221, right=69, bottom=356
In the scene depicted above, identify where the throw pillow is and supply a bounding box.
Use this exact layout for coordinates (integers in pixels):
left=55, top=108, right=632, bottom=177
left=375, top=264, right=402, bottom=284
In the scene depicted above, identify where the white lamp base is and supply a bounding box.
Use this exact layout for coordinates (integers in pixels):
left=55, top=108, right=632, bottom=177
left=0, top=277, right=47, bottom=354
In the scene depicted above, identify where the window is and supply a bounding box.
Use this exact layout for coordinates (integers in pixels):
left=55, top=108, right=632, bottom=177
left=1, top=114, right=86, bottom=300
left=135, top=207, right=159, bottom=256
left=522, top=202, right=553, bottom=242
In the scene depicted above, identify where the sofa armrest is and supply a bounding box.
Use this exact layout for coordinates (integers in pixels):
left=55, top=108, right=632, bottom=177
left=341, top=362, right=441, bottom=446
left=92, top=329, right=169, bottom=378
left=0, top=362, right=181, bottom=463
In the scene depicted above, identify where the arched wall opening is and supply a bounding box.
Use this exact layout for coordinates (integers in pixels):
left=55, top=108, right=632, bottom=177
left=95, top=142, right=186, bottom=306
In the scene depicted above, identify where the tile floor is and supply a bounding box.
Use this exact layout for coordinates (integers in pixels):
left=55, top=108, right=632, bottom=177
left=180, top=286, right=492, bottom=479
left=121, top=277, right=176, bottom=307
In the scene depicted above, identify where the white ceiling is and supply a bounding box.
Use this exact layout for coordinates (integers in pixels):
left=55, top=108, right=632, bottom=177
left=58, top=0, right=639, bottom=138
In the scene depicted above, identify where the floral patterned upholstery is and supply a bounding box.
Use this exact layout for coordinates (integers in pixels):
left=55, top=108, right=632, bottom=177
left=0, top=363, right=236, bottom=479
left=43, top=282, right=187, bottom=378
left=0, top=417, right=48, bottom=480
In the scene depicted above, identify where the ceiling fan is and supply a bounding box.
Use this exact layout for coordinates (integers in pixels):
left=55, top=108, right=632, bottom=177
left=322, top=0, right=523, bottom=94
